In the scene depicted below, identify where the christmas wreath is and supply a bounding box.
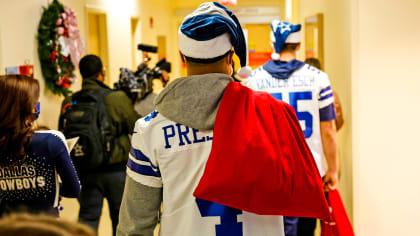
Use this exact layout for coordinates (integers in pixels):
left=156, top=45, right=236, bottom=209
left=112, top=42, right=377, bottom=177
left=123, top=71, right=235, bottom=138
left=37, top=0, right=84, bottom=96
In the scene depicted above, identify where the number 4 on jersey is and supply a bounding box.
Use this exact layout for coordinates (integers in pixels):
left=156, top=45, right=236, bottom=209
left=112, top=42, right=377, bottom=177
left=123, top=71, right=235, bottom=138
left=196, top=198, right=243, bottom=236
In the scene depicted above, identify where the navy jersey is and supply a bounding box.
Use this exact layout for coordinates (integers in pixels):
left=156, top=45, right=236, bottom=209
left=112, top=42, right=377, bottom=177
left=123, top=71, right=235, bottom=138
left=0, top=130, right=80, bottom=213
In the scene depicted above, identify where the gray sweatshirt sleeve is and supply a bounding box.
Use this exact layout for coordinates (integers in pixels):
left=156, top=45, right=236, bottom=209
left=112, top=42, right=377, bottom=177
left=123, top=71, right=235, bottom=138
left=117, top=175, right=163, bottom=236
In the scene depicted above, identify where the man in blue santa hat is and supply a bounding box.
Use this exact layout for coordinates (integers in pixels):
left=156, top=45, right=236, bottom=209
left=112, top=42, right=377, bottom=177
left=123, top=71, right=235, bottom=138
left=246, top=20, right=339, bottom=236
left=117, top=3, right=329, bottom=236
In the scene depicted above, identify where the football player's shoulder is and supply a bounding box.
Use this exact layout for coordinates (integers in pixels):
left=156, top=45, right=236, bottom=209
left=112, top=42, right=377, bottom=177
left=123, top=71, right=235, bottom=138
left=246, top=66, right=271, bottom=89
left=249, top=65, right=268, bottom=79
left=302, top=64, right=328, bottom=78
left=135, top=110, right=161, bottom=130
left=134, top=110, right=177, bottom=134
left=132, top=111, right=177, bottom=153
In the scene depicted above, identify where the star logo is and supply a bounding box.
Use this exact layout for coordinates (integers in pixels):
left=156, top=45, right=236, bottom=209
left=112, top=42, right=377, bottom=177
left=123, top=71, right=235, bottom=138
left=73, top=143, right=85, bottom=157
left=280, top=22, right=291, bottom=34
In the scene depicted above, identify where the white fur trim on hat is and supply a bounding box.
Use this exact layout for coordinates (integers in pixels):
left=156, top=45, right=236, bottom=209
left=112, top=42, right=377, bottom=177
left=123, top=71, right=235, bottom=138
left=270, top=31, right=276, bottom=43
left=270, top=30, right=300, bottom=43
left=178, top=31, right=232, bottom=59
left=285, top=31, right=300, bottom=43
left=271, top=53, right=280, bottom=60
left=237, top=66, right=252, bottom=79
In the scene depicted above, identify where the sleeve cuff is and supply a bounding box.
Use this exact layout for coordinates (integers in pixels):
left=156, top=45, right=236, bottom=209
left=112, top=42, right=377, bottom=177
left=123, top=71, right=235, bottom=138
left=319, top=103, right=337, bottom=121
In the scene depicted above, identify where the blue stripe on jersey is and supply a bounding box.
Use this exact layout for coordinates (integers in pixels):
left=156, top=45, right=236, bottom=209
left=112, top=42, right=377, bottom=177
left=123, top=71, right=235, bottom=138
left=320, top=86, right=331, bottom=95
left=130, top=147, right=157, bottom=169
left=319, top=103, right=337, bottom=121
left=319, top=93, right=333, bottom=101
left=127, top=159, right=161, bottom=177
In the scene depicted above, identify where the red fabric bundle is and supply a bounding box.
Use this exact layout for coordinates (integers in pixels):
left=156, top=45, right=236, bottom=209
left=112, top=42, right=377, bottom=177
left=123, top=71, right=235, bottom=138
left=321, top=190, right=355, bottom=236
left=194, top=82, right=329, bottom=219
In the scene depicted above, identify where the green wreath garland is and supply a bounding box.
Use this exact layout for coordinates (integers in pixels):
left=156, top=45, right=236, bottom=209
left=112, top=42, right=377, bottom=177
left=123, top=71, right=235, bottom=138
left=37, top=0, right=75, bottom=97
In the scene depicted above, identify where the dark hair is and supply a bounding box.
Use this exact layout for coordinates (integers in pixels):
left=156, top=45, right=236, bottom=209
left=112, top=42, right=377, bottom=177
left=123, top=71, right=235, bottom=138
left=305, top=58, right=322, bottom=70
left=0, top=75, right=40, bottom=159
left=79, top=54, right=103, bottom=79
left=280, top=43, right=300, bottom=53
left=184, top=50, right=231, bottom=64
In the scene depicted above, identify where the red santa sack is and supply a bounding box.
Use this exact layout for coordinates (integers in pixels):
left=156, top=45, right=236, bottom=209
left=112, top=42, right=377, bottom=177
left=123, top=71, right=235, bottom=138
left=194, top=82, right=329, bottom=219
left=321, top=190, right=355, bottom=236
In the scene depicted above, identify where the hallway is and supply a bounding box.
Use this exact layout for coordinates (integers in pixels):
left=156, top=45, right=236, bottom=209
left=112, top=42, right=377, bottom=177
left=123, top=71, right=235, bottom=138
left=0, top=0, right=419, bottom=235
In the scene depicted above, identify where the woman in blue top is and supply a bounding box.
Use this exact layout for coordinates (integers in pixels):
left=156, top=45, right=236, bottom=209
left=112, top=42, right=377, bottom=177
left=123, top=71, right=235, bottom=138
left=0, top=74, right=80, bottom=216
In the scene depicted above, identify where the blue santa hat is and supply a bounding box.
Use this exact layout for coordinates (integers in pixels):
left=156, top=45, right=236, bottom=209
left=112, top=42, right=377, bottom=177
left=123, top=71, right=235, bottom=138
left=270, top=20, right=302, bottom=60
left=179, top=2, right=252, bottom=78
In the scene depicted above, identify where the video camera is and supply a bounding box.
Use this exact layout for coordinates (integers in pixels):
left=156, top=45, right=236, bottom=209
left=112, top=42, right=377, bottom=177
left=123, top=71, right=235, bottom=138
left=114, top=44, right=171, bottom=102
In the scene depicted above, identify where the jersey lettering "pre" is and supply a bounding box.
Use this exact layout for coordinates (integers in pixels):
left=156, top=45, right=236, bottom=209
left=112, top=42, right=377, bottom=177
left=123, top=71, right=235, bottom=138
left=162, top=124, right=213, bottom=149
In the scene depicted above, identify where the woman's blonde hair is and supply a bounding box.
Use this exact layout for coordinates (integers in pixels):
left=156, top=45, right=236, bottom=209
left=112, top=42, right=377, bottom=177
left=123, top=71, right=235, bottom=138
left=0, top=213, right=95, bottom=236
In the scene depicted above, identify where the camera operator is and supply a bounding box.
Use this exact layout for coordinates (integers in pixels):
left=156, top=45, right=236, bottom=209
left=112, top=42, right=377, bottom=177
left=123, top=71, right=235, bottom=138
left=135, top=60, right=170, bottom=117
left=115, top=47, right=171, bottom=117
left=133, top=71, right=156, bottom=118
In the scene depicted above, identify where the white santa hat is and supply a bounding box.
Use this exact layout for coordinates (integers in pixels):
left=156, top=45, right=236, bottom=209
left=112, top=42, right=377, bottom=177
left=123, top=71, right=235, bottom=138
left=179, top=2, right=252, bottom=78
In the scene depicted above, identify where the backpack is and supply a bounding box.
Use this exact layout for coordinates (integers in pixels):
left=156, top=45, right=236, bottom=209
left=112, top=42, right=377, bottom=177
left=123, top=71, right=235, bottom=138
left=60, top=88, right=114, bottom=172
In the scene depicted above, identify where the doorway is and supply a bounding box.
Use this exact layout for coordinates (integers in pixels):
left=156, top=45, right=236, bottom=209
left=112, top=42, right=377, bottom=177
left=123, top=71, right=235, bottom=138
left=87, top=11, right=109, bottom=84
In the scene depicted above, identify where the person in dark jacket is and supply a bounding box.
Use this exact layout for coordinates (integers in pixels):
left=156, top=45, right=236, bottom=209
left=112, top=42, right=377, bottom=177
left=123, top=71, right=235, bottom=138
left=0, top=75, right=80, bottom=217
left=60, top=55, right=140, bottom=235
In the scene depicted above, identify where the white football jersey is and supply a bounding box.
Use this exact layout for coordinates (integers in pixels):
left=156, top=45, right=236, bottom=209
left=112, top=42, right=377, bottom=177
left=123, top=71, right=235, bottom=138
left=246, top=64, right=335, bottom=176
left=128, top=111, right=285, bottom=236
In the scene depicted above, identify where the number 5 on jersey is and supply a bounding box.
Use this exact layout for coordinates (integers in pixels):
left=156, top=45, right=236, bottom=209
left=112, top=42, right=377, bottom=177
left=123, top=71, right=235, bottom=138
left=270, top=91, right=313, bottom=138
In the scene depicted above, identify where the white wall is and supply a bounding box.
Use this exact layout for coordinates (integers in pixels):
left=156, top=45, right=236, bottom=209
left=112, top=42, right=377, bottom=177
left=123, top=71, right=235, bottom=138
left=352, top=0, right=420, bottom=234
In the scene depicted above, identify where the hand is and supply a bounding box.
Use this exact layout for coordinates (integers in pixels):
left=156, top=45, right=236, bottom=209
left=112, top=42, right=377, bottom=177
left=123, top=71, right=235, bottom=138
left=323, top=169, right=338, bottom=192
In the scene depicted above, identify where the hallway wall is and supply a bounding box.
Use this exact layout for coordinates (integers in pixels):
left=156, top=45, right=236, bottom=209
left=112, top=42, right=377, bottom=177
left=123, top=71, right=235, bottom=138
left=351, top=0, right=420, bottom=234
